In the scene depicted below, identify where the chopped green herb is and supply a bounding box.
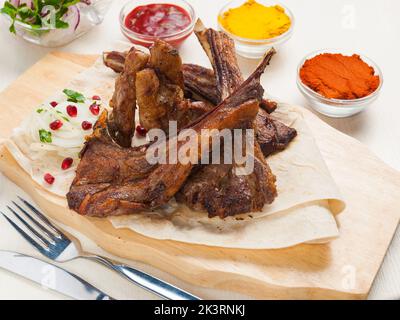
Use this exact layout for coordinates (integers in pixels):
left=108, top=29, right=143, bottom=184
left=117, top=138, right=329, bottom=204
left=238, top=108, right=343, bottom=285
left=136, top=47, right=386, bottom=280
left=36, top=108, right=44, bottom=113
left=63, top=89, right=85, bottom=103
left=62, top=116, right=70, bottom=122
left=39, top=129, right=52, bottom=143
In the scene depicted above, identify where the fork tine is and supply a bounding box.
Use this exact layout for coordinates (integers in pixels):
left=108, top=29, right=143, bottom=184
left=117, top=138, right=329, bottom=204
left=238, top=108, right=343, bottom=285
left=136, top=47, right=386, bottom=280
left=12, top=201, right=57, bottom=241
left=6, top=206, right=52, bottom=247
left=1, top=212, right=49, bottom=257
left=17, top=196, right=65, bottom=239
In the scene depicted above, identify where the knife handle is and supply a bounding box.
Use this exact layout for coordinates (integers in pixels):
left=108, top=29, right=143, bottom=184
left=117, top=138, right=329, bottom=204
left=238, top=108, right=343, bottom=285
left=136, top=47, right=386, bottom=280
left=86, top=255, right=200, bottom=300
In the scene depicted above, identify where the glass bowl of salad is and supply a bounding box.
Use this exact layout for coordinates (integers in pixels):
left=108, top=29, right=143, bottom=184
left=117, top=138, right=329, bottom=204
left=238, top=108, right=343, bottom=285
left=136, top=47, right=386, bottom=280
left=1, top=0, right=112, bottom=47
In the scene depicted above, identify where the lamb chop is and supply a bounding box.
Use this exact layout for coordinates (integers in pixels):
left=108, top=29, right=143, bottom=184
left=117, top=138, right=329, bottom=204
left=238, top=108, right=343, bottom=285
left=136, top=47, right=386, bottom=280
left=176, top=23, right=279, bottom=218
left=103, top=51, right=277, bottom=113
left=136, top=40, right=214, bottom=133
left=67, top=54, right=274, bottom=217
left=103, top=48, right=292, bottom=156
left=108, top=47, right=149, bottom=147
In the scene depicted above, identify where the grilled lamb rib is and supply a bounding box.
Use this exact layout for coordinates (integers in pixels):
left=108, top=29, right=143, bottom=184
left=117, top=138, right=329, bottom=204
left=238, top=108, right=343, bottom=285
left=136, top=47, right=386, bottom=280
left=175, top=23, right=279, bottom=218
left=67, top=54, right=272, bottom=217
left=136, top=40, right=214, bottom=133
left=108, top=47, right=149, bottom=147
left=104, top=51, right=277, bottom=113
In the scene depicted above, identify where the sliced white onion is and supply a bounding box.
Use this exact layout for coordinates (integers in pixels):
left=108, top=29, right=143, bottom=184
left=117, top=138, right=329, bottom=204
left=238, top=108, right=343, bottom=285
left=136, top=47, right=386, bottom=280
left=12, top=92, right=103, bottom=164
left=62, top=5, right=81, bottom=33
left=19, top=0, right=33, bottom=9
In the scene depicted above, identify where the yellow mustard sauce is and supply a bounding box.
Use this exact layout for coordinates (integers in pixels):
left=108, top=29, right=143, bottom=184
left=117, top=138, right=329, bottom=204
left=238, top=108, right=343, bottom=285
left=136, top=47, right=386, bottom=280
left=218, top=0, right=291, bottom=40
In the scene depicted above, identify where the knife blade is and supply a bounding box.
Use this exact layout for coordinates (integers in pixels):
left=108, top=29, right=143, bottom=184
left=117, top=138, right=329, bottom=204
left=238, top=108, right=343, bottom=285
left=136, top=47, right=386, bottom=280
left=0, top=250, right=113, bottom=300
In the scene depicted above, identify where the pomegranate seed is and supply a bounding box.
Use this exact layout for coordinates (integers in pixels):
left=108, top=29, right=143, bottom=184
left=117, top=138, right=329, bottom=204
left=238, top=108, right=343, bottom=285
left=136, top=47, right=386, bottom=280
left=136, top=125, right=147, bottom=136
left=92, top=95, right=101, bottom=101
left=44, top=173, right=55, bottom=185
left=49, top=120, right=63, bottom=130
left=66, top=105, right=78, bottom=117
left=50, top=101, right=58, bottom=107
left=81, top=121, right=92, bottom=130
left=89, top=103, right=100, bottom=115
left=61, top=157, right=73, bottom=170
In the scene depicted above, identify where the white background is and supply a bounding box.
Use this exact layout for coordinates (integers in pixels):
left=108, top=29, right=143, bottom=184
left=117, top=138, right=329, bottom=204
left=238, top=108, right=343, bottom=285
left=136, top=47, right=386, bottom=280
left=0, top=0, right=399, bottom=299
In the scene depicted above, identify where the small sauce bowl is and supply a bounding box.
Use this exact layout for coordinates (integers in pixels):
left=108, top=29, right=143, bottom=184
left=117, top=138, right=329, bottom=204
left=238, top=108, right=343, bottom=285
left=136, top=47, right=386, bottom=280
left=297, top=50, right=383, bottom=118
left=119, top=0, right=197, bottom=48
left=217, top=0, right=294, bottom=59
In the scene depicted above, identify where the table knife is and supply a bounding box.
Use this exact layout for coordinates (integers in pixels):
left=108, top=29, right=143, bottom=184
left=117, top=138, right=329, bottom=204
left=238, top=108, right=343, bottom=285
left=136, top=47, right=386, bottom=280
left=0, top=250, right=113, bottom=300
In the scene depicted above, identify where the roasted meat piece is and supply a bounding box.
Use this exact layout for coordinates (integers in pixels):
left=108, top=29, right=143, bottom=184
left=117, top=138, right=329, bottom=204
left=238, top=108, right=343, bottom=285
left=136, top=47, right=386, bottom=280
left=182, top=64, right=220, bottom=105
left=176, top=137, right=277, bottom=218
left=67, top=59, right=270, bottom=217
left=136, top=40, right=214, bottom=133
left=136, top=68, right=184, bottom=131
left=96, top=25, right=291, bottom=218
left=103, top=51, right=127, bottom=73
left=176, top=23, right=278, bottom=218
left=256, top=108, right=297, bottom=157
left=194, top=20, right=243, bottom=100
left=108, top=47, right=149, bottom=147
left=148, top=40, right=184, bottom=88
left=103, top=50, right=278, bottom=114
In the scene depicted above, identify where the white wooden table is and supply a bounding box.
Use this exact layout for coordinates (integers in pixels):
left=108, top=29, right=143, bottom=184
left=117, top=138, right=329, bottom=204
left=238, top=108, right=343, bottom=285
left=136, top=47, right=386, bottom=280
left=0, top=0, right=398, bottom=299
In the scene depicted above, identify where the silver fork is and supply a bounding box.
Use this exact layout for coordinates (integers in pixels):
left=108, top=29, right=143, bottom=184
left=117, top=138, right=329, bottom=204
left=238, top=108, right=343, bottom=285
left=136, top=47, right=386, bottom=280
left=1, top=196, right=200, bottom=300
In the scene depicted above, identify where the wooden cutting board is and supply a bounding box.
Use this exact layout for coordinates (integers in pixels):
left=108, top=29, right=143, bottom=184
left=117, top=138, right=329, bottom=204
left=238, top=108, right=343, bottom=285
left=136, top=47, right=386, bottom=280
left=0, top=52, right=399, bottom=300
